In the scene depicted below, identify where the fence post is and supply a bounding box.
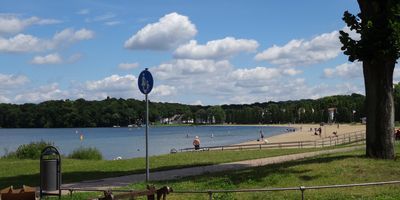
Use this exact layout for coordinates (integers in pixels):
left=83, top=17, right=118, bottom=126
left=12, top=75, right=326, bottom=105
left=259, top=144, right=262, bottom=149
left=330, top=137, right=332, bottom=146
left=314, top=141, right=316, bottom=148
left=208, top=191, right=213, bottom=200
left=300, top=186, right=305, bottom=200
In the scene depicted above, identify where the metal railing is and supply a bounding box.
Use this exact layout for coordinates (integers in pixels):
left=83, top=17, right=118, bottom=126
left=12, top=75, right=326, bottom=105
left=173, top=180, right=400, bottom=200
left=180, top=130, right=366, bottom=152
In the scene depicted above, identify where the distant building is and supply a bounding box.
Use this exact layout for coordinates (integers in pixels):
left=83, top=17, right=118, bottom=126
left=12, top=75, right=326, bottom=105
left=160, top=114, right=184, bottom=124
left=361, top=117, right=367, bottom=124
left=327, top=108, right=337, bottom=123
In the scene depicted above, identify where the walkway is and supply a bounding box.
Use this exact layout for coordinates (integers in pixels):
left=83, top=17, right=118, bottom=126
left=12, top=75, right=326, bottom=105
left=62, top=146, right=363, bottom=190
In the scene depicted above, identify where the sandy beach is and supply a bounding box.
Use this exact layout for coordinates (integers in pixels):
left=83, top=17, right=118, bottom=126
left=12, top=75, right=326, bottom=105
left=239, top=123, right=366, bottom=145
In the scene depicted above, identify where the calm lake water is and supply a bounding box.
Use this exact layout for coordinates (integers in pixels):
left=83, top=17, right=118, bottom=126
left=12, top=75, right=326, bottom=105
left=0, top=125, right=288, bottom=160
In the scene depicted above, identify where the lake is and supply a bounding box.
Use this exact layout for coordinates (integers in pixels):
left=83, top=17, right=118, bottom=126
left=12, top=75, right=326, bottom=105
left=0, top=125, right=288, bottom=160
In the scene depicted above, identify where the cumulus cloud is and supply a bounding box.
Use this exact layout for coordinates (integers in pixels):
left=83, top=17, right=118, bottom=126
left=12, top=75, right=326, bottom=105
left=230, top=67, right=282, bottom=87
left=282, top=68, right=302, bottom=76
left=323, top=62, right=362, bottom=79
left=153, top=59, right=232, bottom=80
left=124, top=12, right=197, bottom=50
left=85, top=74, right=137, bottom=92
left=255, top=30, right=341, bottom=67
left=31, top=53, right=63, bottom=65
left=151, top=85, right=177, bottom=97
left=174, top=37, right=259, bottom=60
left=52, top=28, right=94, bottom=47
left=14, top=83, right=67, bottom=103
left=0, top=28, right=94, bottom=53
left=118, top=62, right=139, bottom=70
left=0, top=14, right=61, bottom=35
left=0, top=73, right=29, bottom=88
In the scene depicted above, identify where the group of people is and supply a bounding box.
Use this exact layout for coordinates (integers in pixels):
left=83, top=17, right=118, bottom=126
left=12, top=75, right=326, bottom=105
left=311, top=127, right=322, bottom=136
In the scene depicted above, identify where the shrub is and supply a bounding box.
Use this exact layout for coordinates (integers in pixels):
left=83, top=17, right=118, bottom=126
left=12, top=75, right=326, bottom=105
left=3, top=141, right=53, bottom=159
left=68, top=147, right=103, bottom=160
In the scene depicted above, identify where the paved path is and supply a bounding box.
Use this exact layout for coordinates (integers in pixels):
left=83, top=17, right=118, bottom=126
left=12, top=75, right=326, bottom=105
left=62, top=146, right=363, bottom=190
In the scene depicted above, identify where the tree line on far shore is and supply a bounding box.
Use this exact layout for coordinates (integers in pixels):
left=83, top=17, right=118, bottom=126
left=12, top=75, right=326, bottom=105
left=0, top=84, right=398, bottom=128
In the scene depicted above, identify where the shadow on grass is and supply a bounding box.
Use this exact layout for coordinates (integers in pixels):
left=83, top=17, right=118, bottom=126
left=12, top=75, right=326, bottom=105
left=0, top=152, right=367, bottom=189
left=150, top=154, right=362, bottom=186
left=0, top=162, right=216, bottom=189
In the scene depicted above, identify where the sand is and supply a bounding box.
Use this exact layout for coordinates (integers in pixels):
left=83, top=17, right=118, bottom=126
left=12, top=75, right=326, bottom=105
left=238, top=123, right=366, bottom=145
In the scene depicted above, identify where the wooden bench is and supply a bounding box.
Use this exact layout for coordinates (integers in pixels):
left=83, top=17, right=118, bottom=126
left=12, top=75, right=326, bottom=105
left=0, top=185, right=36, bottom=200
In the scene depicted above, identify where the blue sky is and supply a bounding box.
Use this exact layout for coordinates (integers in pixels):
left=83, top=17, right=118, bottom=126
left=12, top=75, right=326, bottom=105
left=1, top=1, right=391, bottom=105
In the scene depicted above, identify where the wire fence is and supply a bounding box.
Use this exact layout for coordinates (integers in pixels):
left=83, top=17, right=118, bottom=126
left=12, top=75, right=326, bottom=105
left=61, top=180, right=400, bottom=200
left=179, top=130, right=366, bottom=152
left=173, top=180, right=400, bottom=200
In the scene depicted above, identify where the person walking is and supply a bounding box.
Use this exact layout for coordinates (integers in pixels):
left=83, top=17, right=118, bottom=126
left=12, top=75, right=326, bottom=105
left=193, top=136, right=201, bottom=150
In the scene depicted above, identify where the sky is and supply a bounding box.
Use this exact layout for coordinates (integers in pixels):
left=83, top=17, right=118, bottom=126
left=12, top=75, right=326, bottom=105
left=1, top=0, right=397, bottom=105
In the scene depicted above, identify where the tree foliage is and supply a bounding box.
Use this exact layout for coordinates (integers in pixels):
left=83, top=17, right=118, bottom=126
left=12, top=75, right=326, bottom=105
left=0, top=93, right=371, bottom=128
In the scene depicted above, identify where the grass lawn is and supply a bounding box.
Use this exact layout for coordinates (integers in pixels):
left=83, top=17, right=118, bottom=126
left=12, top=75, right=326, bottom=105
left=112, top=143, right=400, bottom=200
left=0, top=146, right=324, bottom=189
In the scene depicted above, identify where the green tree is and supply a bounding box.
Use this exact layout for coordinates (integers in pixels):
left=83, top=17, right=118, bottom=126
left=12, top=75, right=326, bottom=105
left=339, top=0, right=400, bottom=159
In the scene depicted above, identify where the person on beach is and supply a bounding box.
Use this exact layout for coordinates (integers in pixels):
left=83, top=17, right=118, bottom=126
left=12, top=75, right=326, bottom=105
left=193, top=136, right=201, bottom=150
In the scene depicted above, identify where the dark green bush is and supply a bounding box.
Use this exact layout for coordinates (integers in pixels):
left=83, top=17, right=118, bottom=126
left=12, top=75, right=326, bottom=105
left=3, top=141, right=53, bottom=159
left=68, top=147, right=103, bottom=160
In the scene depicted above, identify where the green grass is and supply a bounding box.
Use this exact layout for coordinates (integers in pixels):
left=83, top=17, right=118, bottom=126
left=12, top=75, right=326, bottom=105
left=117, top=143, right=400, bottom=200
left=68, top=147, right=103, bottom=160
left=0, top=147, right=323, bottom=189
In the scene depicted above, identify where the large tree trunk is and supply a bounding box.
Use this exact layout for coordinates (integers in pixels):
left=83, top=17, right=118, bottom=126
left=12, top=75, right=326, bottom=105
left=363, top=59, right=396, bottom=159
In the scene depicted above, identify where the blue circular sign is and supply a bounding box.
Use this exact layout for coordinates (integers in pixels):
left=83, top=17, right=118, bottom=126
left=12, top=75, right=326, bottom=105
left=138, top=68, right=154, bottom=94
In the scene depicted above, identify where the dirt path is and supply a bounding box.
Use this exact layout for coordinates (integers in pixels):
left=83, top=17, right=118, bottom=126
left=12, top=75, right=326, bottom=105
left=62, top=146, right=363, bottom=190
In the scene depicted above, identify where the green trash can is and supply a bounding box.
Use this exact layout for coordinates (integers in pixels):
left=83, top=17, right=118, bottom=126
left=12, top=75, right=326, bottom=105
left=40, top=146, right=61, bottom=199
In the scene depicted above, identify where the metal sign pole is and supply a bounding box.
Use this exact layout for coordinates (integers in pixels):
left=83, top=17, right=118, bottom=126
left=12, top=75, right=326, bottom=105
left=145, top=93, right=149, bottom=182
left=138, top=68, right=153, bottom=183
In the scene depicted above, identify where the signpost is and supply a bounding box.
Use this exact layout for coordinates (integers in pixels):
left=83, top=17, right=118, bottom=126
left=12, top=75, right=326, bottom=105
left=138, top=68, right=153, bottom=182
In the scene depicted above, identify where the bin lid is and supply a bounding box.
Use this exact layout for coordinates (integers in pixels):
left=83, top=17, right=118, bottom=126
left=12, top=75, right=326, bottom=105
left=41, top=146, right=60, bottom=159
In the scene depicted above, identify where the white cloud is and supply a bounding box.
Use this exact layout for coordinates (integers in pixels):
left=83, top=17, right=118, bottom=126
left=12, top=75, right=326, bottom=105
left=282, top=68, right=302, bottom=76
left=118, top=62, right=139, bottom=70
left=323, top=62, right=362, bottom=79
left=52, top=28, right=94, bottom=46
left=174, top=37, right=259, bottom=60
left=0, top=34, right=42, bottom=52
left=255, top=30, right=341, bottom=67
left=0, top=73, right=29, bottom=88
left=85, top=74, right=137, bottom=92
left=151, top=85, right=177, bottom=97
left=153, top=59, right=232, bottom=80
left=230, top=67, right=282, bottom=87
left=0, top=95, right=10, bottom=103
left=124, top=12, right=197, bottom=50
left=0, top=28, right=94, bottom=53
left=0, top=14, right=60, bottom=35
left=31, top=53, right=63, bottom=65
left=191, top=100, right=203, bottom=105
left=14, top=83, right=67, bottom=103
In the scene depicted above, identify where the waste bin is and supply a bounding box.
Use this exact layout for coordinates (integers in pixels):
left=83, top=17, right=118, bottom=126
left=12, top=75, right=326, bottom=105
left=40, top=146, right=61, bottom=198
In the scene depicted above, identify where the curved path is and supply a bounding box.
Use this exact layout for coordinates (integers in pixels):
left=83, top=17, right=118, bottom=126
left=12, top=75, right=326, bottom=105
left=62, top=146, right=363, bottom=190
